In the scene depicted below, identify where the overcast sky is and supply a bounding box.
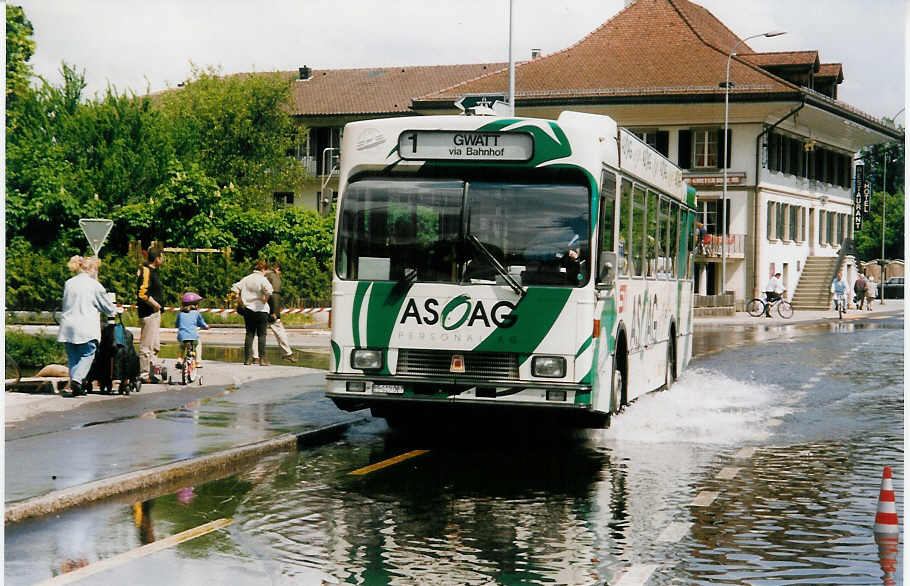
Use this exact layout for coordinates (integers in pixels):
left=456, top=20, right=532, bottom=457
left=17, top=0, right=907, bottom=122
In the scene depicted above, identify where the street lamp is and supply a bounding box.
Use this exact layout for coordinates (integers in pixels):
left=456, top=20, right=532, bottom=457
left=722, top=31, right=785, bottom=297
left=879, top=107, right=904, bottom=303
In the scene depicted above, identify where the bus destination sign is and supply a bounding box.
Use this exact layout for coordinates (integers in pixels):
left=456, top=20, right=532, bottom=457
left=398, top=131, right=533, bottom=162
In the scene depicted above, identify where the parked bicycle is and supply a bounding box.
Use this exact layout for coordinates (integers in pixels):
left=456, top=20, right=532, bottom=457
left=746, top=294, right=794, bottom=319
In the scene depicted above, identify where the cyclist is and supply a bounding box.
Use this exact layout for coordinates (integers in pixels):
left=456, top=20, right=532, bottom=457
left=176, top=292, right=209, bottom=370
left=831, top=272, right=848, bottom=317
left=763, top=272, right=785, bottom=318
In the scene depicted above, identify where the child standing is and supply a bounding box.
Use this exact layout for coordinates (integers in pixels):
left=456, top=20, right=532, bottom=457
left=176, top=292, right=209, bottom=367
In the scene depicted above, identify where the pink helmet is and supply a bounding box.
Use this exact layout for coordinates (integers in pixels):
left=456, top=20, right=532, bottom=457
left=181, top=292, right=202, bottom=304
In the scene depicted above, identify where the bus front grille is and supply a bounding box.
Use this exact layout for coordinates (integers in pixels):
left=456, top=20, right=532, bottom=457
left=397, top=349, right=519, bottom=380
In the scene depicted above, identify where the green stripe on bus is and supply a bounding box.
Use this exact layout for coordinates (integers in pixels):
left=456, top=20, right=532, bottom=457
left=365, top=282, right=413, bottom=374
left=472, top=287, right=572, bottom=356
left=352, top=282, right=370, bottom=348
left=575, top=337, right=592, bottom=358
left=476, top=119, right=572, bottom=166
left=331, top=340, right=341, bottom=372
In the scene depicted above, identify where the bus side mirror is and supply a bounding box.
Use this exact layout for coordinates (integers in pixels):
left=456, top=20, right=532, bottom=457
left=597, top=252, right=617, bottom=290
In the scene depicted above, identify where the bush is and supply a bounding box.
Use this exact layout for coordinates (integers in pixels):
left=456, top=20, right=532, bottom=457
left=5, top=329, right=66, bottom=368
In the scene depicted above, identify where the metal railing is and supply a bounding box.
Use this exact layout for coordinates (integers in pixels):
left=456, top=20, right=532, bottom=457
left=695, top=233, right=746, bottom=258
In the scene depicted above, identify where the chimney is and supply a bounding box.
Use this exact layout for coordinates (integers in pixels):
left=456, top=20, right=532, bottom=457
left=298, top=66, right=311, bottom=80
left=531, top=48, right=541, bottom=59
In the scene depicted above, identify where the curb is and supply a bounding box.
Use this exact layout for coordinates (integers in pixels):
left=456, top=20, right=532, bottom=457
left=5, top=417, right=367, bottom=525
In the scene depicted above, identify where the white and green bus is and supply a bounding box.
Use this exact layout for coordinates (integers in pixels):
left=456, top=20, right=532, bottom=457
left=326, top=111, right=695, bottom=427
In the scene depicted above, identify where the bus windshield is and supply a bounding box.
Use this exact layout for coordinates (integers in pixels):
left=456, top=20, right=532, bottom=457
left=336, top=178, right=590, bottom=287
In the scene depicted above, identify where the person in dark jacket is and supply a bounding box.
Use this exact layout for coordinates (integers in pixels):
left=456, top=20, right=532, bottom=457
left=136, top=247, right=164, bottom=382
left=853, top=273, right=867, bottom=310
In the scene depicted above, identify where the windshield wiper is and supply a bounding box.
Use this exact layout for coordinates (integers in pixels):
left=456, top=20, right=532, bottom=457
left=466, top=234, right=525, bottom=298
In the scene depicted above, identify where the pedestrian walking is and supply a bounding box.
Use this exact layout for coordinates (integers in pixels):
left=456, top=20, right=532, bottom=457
left=136, top=247, right=164, bottom=383
left=252, top=260, right=297, bottom=363
left=853, top=273, right=867, bottom=310
left=865, top=275, right=877, bottom=310
left=57, top=255, right=118, bottom=396
left=231, top=260, right=273, bottom=365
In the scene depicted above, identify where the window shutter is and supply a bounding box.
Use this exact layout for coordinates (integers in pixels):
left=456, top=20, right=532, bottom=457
left=721, top=128, right=732, bottom=168
left=678, top=130, right=692, bottom=169
left=656, top=131, right=669, bottom=157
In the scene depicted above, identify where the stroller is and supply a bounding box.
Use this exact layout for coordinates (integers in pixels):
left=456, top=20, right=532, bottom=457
left=86, top=313, right=142, bottom=395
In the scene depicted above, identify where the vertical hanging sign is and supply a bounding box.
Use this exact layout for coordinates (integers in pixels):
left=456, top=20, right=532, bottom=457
left=853, top=164, right=864, bottom=231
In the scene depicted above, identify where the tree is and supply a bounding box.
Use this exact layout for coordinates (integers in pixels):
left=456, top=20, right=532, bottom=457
left=159, top=66, right=303, bottom=207
left=6, top=4, right=35, bottom=129
left=855, top=137, right=905, bottom=261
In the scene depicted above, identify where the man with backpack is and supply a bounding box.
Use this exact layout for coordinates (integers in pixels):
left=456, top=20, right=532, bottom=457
left=853, top=273, right=867, bottom=310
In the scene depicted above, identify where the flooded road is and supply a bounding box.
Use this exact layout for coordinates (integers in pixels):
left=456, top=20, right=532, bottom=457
left=5, top=316, right=903, bottom=584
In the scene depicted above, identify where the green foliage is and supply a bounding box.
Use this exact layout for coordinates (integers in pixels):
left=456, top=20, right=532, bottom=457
left=5, top=330, right=66, bottom=368
left=4, top=7, right=333, bottom=309
left=5, top=4, right=35, bottom=129
left=159, top=65, right=301, bottom=205
left=856, top=138, right=905, bottom=261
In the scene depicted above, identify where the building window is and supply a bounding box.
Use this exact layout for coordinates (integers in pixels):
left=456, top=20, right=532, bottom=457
left=632, top=130, right=670, bottom=157
left=767, top=201, right=775, bottom=239
left=273, top=192, right=294, bottom=208
left=693, top=129, right=718, bottom=168
left=776, top=203, right=785, bottom=240
left=789, top=205, right=799, bottom=241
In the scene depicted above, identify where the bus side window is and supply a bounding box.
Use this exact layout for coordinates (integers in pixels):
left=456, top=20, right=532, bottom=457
left=619, top=179, right=633, bottom=276
left=598, top=170, right=617, bottom=281
left=658, top=197, right=670, bottom=279
left=632, top=185, right=646, bottom=277
left=667, top=201, right=678, bottom=280
left=684, top=210, right=695, bottom=279
left=646, top=190, right=659, bottom=278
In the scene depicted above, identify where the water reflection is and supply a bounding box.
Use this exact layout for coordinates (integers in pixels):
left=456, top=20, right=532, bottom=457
left=157, top=343, right=330, bottom=370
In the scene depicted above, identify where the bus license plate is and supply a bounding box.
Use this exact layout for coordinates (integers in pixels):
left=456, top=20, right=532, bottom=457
left=373, top=384, right=404, bottom=394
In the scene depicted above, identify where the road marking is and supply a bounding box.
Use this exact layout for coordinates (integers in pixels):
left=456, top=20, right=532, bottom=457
left=35, top=518, right=232, bottom=585
left=734, top=447, right=756, bottom=460
left=658, top=521, right=692, bottom=542
left=767, top=418, right=783, bottom=427
left=348, top=449, right=430, bottom=476
left=716, top=466, right=741, bottom=480
left=614, top=563, right=659, bottom=586
left=808, top=376, right=822, bottom=382
left=692, top=490, right=719, bottom=507
left=801, top=383, right=814, bottom=389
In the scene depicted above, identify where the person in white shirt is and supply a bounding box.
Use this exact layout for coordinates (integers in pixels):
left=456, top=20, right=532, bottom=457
left=57, top=255, right=118, bottom=395
left=763, top=272, right=785, bottom=318
left=231, top=260, right=273, bottom=365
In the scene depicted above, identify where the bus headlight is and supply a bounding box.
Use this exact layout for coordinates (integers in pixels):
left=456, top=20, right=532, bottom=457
left=351, top=349, right=382, bottom=370
left=532, top=356, right=566, bottom=378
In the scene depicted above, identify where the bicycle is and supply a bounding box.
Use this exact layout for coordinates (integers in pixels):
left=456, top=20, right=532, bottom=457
left=176, top=340, right=202, bottom=385
left=833, top=292, right=847, bottom=320
left=746, top=294, right=794, bottom=319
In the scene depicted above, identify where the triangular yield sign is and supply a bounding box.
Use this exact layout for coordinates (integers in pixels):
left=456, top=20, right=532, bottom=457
left=79, top=218, right=113, bottom=256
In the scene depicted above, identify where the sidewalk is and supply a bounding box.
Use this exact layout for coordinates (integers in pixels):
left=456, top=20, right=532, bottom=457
left=694, top=298, right=904, bottom=326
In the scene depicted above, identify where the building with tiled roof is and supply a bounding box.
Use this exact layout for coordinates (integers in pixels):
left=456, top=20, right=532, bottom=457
left=403, top=0, right=900, bottom=305
left=279, top=0, right=899, bottom=307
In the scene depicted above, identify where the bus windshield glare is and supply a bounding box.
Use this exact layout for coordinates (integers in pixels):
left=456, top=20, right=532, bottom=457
left=336, top=178, right=590, bottom=287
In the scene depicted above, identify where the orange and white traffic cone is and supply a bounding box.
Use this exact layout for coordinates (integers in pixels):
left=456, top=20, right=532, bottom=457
left=874, top=466, right=900, bottom=534
left=874, top=466, right=900, bottom=586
